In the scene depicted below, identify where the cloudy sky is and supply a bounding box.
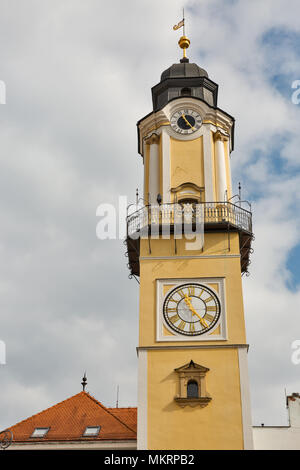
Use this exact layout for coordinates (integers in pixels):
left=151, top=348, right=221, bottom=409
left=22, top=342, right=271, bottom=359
left=0, top=0, right=300, bottom=431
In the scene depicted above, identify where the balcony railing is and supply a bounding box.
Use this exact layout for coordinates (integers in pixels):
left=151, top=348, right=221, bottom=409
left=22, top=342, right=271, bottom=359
left=127, top=201, right=252, bottom=238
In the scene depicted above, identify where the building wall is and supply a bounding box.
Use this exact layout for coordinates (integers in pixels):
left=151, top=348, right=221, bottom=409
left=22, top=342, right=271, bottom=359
left=137, top=232, right=252, bottom=450
left=253, top=394, right=300, bottom=450
left=146, top=347, right=244, bottom=450
left=253, top=427, right=300, bottom=450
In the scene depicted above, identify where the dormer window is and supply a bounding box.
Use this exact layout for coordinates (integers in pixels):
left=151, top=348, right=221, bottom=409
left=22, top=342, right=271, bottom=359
left=181, top=87, right=192, bottom=96
left=30, top=427, right=50, bottom=438
left=83, top=426, right=101, bottom=437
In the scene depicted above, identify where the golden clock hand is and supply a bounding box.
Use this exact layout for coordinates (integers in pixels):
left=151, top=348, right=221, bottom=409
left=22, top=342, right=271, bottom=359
left=181, top=113, right=195, bottom=131
left=184, top=295, right=208, bottom=327
left=191, top=310, right=208, bottom=327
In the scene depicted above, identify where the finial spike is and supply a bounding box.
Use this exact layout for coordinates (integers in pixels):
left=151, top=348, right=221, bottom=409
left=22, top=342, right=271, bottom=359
left=116, top=385, right=119, bottom=408
left=81, top=372, right=87, bottom=392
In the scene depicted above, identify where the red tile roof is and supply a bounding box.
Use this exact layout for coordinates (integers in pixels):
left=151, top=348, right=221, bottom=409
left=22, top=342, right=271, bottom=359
left=7, top=392, right=137, bottom=443
left=110, top=407, right=137, bottom=433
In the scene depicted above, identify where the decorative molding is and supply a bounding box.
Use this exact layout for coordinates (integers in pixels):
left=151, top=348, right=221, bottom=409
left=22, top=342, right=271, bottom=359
left=213, top=130, right=229, bottom=142
left=171, top=182, right=204, bottom=193
left=137, top=98, right=234, bottom=155
left=171, top=182, right=205, bottom=204
left=137, top=344, right=249, bottom=352
left=140, top=255, right=240, bottom=260
left=145, top=133, right=160, bottom=145
left=174, top=397, right=211, bottom=408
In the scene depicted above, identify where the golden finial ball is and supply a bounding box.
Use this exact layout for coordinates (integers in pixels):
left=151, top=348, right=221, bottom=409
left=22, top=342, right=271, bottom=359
left=178, top=35, right=190, bottom=50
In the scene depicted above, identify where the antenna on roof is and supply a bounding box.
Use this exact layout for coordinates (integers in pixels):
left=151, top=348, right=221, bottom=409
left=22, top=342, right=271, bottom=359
left=81, top=372, right=87, bottom=392
left=116, top=385, right=119, bottom=408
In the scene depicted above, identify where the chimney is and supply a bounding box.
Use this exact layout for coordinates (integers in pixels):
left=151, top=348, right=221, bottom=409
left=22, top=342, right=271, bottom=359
left=287, top=393, right=300, bottom=427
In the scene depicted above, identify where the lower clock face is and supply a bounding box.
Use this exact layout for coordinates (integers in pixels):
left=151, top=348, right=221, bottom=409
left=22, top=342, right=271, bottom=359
left=170, top=109, right=202, bottom=134
left=163, top=283, right=221, bottom=336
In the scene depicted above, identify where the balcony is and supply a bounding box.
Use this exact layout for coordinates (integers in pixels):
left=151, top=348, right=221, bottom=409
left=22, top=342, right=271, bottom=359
left=125, top=201, right=253, bottom=277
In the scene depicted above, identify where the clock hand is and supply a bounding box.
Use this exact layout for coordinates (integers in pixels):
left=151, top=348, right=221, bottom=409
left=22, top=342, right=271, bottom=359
left=184, top=295, right=208, bottom=328
left=181, top=113, right=195, bottom=131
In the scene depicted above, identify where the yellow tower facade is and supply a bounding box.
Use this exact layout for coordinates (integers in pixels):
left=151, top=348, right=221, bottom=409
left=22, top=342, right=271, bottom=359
left=126, top=37, right=254, bottom=450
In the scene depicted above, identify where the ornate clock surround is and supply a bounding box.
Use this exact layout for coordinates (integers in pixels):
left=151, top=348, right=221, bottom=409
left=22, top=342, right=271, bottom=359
left=156, top=277, right=227, bottom=342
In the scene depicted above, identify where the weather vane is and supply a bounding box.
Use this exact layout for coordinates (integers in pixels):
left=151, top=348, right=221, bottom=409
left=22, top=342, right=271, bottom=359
left=173, top=8, right=190, bottom=62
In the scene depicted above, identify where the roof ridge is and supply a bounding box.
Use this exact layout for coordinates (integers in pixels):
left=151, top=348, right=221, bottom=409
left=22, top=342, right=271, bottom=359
left=109, top=407, right=137, bottom=410
left=5, top=391, right=86, bottom=432
left=85, top=393, right=136, bottom=435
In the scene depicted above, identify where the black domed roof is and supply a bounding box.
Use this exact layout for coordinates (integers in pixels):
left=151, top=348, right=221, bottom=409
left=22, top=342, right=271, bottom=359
left=161, top=60, right=208, bottom=81
left=151, top=57, right=218, bottom=112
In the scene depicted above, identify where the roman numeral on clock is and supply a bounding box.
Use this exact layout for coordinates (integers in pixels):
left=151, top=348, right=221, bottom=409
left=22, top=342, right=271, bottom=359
left=177, top=289, right=185, bottom=299
left=178, top=321, right=186, bottom=331
left=188, top=286, right=195, bottom=296
left=169, top=314, right=180, bottom=324
left=204, top=313, right=215, bottom=323
left=167, top=307, right=177, bottom=313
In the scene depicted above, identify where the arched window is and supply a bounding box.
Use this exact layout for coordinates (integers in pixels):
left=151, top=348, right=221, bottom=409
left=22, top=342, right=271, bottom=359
left=187, top=380, right=199, bottom=398
left=181, top=87, right=192, bottom=96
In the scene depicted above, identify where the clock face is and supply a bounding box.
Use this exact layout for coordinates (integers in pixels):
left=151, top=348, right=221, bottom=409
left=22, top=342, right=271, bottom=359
left=163, top=283, right=221, bottom=336
left=170, top=109, right=202, bottom=134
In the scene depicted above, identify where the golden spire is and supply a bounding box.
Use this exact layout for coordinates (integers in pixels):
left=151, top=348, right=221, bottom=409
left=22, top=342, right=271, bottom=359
left=173, top=8, right=190, bottom=61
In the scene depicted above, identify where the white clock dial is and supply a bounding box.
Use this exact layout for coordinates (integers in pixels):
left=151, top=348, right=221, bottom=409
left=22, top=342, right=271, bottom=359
left=170, top=109, right=202, bottom=135
left=163, top=283, right=220, bottom=336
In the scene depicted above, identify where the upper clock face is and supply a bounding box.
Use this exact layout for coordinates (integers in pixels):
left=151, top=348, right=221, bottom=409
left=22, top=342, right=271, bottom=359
left=163, top=283, right=221, bottom=336
left=170, top=109, right=202, bottom=134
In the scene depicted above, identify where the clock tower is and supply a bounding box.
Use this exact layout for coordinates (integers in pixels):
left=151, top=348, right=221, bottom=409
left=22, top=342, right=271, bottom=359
left=126, top=35, right=254, bottom=450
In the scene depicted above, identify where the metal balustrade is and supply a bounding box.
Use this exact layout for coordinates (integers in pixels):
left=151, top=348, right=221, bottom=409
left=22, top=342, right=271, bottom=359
left=127, top=202, right=252, bottom=237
